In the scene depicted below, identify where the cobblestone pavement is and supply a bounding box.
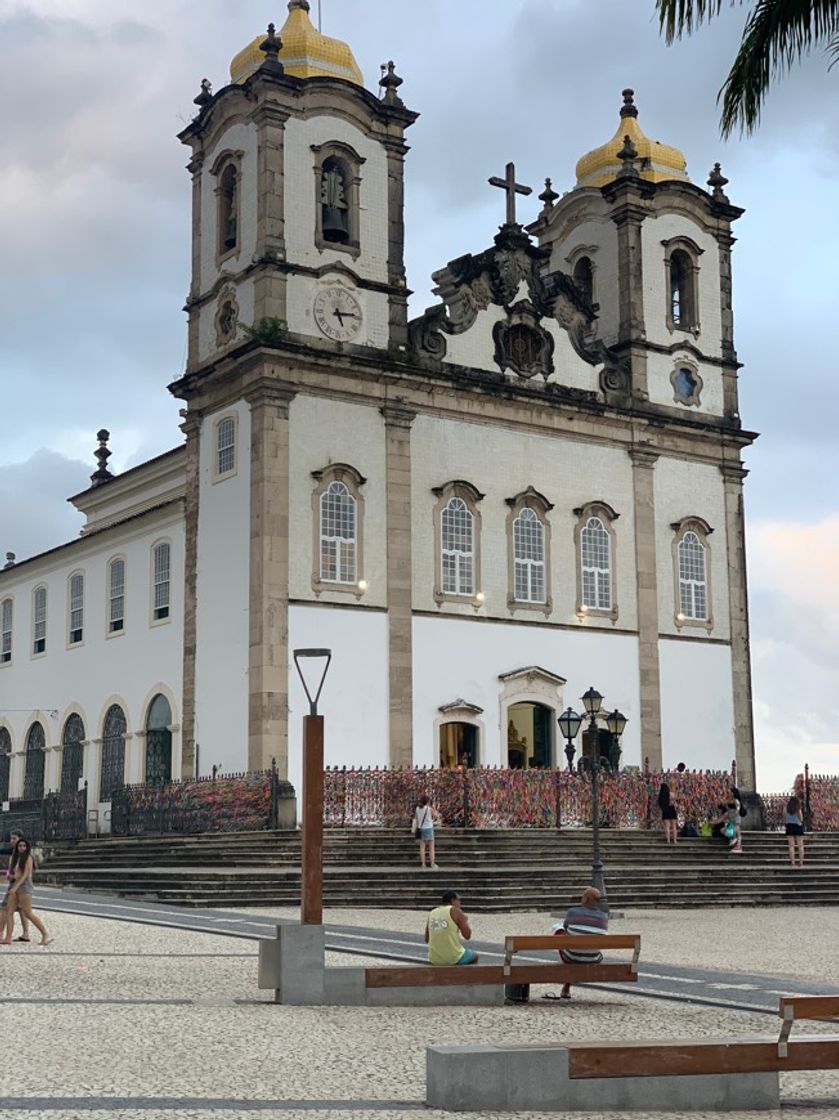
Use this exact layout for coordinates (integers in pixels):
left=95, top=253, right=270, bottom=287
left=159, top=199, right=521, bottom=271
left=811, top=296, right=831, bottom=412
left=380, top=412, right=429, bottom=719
left=1, top=904, right=838, bottom=1119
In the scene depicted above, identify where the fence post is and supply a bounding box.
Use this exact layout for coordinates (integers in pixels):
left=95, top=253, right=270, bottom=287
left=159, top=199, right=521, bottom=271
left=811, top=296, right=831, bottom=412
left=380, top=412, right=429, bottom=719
left=804, top=762, right=812, bottom=828
left=555, top=767, right=562, bottom=831
left=270, top=756, right=279, bottom=829
left=461, top=765, right=469, bottom=829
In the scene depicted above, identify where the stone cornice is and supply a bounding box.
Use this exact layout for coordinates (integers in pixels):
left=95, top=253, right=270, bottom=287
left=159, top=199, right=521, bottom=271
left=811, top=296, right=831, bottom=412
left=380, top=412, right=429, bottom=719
left=720, top=461, right=749, bottom=482
left=380, top=403, right=417, bottom=429
left=242, top=380, right=297, bottom=414
left=628, top=447, right=659, bottom=468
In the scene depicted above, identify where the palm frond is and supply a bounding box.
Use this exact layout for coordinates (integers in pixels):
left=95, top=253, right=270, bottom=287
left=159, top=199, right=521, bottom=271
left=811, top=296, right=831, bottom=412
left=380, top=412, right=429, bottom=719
left=719, top=0, right=839, bottom=135
left=656, top=0, right=731, bottom=43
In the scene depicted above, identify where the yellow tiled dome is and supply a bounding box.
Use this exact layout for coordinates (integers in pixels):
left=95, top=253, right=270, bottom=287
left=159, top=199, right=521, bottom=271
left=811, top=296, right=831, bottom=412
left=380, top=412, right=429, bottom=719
left=230, top=1, right=364, bottom=87
left=575, top=90, right=688, bottom=189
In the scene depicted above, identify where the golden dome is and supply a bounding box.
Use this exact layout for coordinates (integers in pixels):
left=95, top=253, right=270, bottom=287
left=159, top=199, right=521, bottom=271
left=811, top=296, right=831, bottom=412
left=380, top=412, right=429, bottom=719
left=575, top=90, right=689, bottom=189
left=230, top=1, right=364, bottom=87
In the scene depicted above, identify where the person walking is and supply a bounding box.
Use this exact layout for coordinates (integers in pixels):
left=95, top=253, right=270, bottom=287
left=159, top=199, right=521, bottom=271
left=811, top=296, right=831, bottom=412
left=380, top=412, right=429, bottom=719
left=424, top=890, right=478, bottom=965
left=658, top=782, right=678, bottom=843
left=413, top=795, right=440, bottom=870
left=2, top=838, right=50, bottom=946
left=552, top=886, right=608, bottom=1000
left=2, top=829, right=31, bottom=942
left=785, top=796, right=805, bottom=867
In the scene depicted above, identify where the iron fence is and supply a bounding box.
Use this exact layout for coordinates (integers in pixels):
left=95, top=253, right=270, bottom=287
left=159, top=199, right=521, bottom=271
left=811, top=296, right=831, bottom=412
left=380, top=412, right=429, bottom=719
left=1, top=786, right=88, bottom=844
left=109, top=761, right=293, bottom=836
left=323, top=764, right=738, bottom=830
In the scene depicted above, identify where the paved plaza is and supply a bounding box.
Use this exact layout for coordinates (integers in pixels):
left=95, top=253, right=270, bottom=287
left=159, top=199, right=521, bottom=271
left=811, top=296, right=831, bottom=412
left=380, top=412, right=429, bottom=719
left=1, top=900, right=838, bottom=1119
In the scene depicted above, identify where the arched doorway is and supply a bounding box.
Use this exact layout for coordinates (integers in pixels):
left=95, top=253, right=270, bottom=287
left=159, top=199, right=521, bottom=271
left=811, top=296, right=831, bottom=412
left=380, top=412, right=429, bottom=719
left=23, top=722, right=46, bottom=800
left=60, top=714, right=85, bottom=794
left=506, top=702, right=553, bottom=769
left=145, top=694, right=172, bottom=784
left=439, top=722, right=478, bottom=769
left=99, top=704, right=126, bottom=802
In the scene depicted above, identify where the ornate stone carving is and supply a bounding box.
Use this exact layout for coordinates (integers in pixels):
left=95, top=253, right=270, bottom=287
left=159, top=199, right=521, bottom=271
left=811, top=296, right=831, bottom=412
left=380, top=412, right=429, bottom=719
left=493, top=302, right=554, bottom=380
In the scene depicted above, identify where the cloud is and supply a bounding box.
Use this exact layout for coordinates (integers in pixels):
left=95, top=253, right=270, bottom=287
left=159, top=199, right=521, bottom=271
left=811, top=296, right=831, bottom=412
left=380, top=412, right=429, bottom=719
left=0, top=449, right=88, bottom=562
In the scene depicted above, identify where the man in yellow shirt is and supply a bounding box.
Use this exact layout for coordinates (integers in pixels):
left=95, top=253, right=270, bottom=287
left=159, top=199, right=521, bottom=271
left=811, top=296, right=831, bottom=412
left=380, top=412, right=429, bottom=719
left=425, top=890, right=479, bottom=965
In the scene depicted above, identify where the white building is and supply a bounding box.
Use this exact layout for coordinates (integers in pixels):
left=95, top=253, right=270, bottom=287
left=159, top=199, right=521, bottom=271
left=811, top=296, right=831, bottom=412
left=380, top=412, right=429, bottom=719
left=0, top=2, right=757, bottom=822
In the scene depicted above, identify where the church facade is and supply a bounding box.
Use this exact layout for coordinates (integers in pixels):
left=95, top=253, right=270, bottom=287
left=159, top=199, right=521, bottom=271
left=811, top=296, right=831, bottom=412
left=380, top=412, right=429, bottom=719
left=0, top=1, right=757, bottom=822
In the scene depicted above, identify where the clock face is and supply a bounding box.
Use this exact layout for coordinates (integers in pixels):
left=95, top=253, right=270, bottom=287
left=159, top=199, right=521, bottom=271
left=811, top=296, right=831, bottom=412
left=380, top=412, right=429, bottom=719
left=313, top=286, right=363, bottom=342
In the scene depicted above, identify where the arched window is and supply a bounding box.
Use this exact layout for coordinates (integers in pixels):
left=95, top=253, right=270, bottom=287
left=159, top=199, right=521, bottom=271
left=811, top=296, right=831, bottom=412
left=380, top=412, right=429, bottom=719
left=672, top=517, right=714, bottom=628
left=99, top=704, right=126, bottom=802
left=664, top=241, right=701, bottom=333
left=513, top=508, right=546, bottom=604
left=108, top=557, right=125, bottom=634
left=573, top=256, right=594, bottom=305
left=60, top=714, right=85, bottom=795
left=0, top=727, right=11, bottom=802
left=32, top=585, right=47, bottom=655
left=145, top=694, right=172, bottom=785
left=215, top=415, right=236, bottom=478
left=575, top=501, right=619, bottom=618
left=68, top=571, right=84, bottom=645
left=320, top=481, right=357, bottom=584
left=320, top=156, right=350, bottom=245
left=218, top=163, right=239, bottom=255
left=433, top=481, right=484, bottom=604
left=313, top=142, right=364, bottom=257
left=441, top=498, right=474, bottom=596
left=23, top=721, right=45, bottom=801
left=152, top=542, right=170, bottom=622
left=0, top=598, right=11, bottom=663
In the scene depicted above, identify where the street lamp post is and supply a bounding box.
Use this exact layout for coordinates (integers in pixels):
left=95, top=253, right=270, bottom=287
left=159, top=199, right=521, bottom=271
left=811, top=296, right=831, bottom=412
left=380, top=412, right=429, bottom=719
left=293, top=648, right=332, bottom=926
left=558, top=707, right=583, bottom=772
left=580, top=687, right=607, bottom=910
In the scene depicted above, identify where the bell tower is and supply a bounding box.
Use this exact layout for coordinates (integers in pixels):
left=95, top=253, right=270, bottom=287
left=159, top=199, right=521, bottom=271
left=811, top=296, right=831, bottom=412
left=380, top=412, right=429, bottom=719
left=179, top=1, right=417, bottom=374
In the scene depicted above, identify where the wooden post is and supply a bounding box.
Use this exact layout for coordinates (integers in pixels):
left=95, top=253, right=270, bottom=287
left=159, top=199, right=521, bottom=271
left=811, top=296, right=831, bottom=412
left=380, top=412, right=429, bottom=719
left=301, top=714, right=324, bottom=925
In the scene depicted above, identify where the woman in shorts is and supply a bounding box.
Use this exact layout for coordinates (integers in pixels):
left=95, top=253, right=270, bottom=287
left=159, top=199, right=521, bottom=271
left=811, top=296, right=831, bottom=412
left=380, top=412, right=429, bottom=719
left=2, top=838, right=50, bottom=946
left=784, top=796, right=805, bottom=867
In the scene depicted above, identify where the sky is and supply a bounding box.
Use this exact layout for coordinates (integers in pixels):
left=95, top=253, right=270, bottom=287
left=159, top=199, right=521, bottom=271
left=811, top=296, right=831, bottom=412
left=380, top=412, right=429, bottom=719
left=1, top=0, right=837, bottom=792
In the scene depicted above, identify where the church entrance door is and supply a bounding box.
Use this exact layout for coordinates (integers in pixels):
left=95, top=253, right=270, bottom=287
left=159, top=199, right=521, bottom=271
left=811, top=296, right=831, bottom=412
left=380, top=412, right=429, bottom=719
left=506, top=702, right=553, bottom=769
left=145, top=694, right=172, bottom=785
left=439, top=722, right=478, bottom=769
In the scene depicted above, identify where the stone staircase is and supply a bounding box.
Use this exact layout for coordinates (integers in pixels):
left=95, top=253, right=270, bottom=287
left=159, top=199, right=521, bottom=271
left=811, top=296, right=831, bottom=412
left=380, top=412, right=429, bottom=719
left=38, top=829, right=839, bottom=911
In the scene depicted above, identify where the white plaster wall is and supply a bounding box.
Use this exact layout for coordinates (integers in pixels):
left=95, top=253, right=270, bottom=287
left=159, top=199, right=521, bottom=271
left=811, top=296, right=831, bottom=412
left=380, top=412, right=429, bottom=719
left=550, top=218, right=620, bottom=344
left=653, top=456, right=730, bottom=640
left=193, top=400, right=251, bottom=774
left=285, top=272, right=389, bottom=349
left=287, top=603, right=389, bottom=804
left=199, top=122, right=259, bottom=294
left=644, top=346, right=725, bottom=417
left=288, top=394, right=387, bottom=608
left=410, top=414, right=638, bottom=630
left=659, top=638, right=734, bottom=770
left=412, top=615, right=641, bottom=767
left=0, top=509, right=184, bottom=810
left=642, top=212, right=722, bottom=357
left=283, top=116, right=389, bottom=283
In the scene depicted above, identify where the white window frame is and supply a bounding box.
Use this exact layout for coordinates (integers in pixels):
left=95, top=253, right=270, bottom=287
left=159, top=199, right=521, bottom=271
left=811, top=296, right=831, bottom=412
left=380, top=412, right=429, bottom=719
left=574, top=501, right=619, bottom=621
left=107, top=556, right=126, bottom=636
left=1, top=598, right=12, bottom=665
left=68, top=571, right=85, bottom=647
left=672, top=517, right=714, bottom=631
left=319, top=480, right=357, bottom=585
left=213, top=413, right=238, bottom=481
left=151, top=541, right=171, bottom=625
left=310, top=464, right=366, bottom=596
left=32, top=585, right=47, bottom=657
left=432, top=481, right=484, bottom=606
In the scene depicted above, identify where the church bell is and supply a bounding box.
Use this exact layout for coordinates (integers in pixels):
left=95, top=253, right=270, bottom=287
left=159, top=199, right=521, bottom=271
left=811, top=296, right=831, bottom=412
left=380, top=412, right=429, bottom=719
left=322, top=207, right=350, bottom=243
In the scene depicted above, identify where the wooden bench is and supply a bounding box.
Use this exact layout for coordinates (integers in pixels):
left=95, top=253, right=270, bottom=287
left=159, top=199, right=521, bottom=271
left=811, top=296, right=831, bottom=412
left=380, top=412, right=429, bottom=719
left=365, top=934, right=640, bottom=991
left=426, top=992, right=839, bottom=1112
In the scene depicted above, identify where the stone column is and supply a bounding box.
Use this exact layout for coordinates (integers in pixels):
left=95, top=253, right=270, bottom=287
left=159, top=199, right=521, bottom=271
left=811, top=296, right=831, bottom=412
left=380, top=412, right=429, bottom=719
left=185, top=153, right=204, bottom=373
left=382, top=404, right=416, bottom=767
left=721, top=461, right=756, bottom=791
left=629, top=447, right=662, bottom=769
left=246, top=383, right=296, bottom=775
left=717, top=228, right=741, bottom=422
left=87, top=738, right=102, bottom=803
left=384, top=139, right=410, bottom=347
left=179, top=410, right=201, bottom=779
left=133, top=731, right=146, bottom=785
left=607, top=189, right=650, bottom=399
left=253, top=104, right=289, bottom=324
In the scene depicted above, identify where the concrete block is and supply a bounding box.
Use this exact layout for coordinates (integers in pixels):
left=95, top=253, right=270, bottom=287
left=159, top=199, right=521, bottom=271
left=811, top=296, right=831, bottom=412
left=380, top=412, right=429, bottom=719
left=426, top=1044, right=780, bottom=1112
left=322, top=967, right=368, bottom=1006
left=368, top=984, right=504, bottom=1008
left=259, top=923, right=326, bottom=1005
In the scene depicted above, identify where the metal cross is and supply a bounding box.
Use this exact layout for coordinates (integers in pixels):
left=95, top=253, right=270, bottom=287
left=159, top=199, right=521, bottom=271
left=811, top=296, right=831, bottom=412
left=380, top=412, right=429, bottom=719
left=488, top=162, right=532, bottom=225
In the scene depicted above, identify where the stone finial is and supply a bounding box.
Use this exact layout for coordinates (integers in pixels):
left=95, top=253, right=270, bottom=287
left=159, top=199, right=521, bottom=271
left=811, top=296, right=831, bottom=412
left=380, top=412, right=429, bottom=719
left=193, top=78, right=213, bottom=108
left=620, top=88, right=638, bottom=119
left=379, top=60, right=404, bottom=106
left=90, top=429, right=114, bottom=488
left=617, top=134, right=639, bottom=177
left=707, top=162, right=730, bottom=202
left=259, top=23, right=284, bottom=73
left=538, top=177, right=559, bottom=211
left=3, top=552, right=15, bottom=570
left=288, top=0, right=311, bottom=9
